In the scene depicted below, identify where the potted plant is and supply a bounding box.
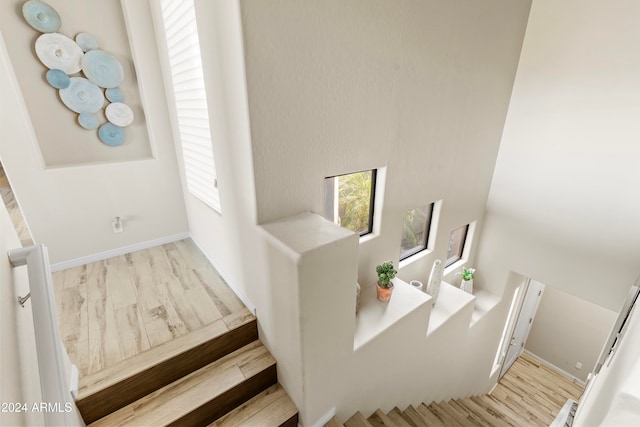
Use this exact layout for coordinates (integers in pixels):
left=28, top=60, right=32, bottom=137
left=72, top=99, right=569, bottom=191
left=376, top=261, right=397, bottom=302
left=459, top=267, right=475, bottom=294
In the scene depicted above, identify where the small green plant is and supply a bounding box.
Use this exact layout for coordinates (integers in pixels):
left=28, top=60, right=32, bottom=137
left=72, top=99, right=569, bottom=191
left=376, top=261, right=397, bottom=288
left=461, top=267, right=475, bottom=281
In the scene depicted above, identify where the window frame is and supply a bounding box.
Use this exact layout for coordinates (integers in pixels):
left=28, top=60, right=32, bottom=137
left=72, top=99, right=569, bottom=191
left=445, top=224, right=469, bottom=267
left=399, top=203, right=434, bottom=261
left=324, top=169, right=377, bottom=237
left=156, top=0, right=221, bottom=213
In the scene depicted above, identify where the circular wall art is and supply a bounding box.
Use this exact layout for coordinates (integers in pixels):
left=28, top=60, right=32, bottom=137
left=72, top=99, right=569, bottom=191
left=78, top=113, right=100, bottom=130
left=35, top=33, right=83, bottom=74
left=105, top=102, right=134, bottom=127
left=59, top=77, right=105, bottom=114
left=81, top=50, right=124, bottom=89
left=22, top=0, right=61, bottom=33
left=105, top=87, right=125, bottom=103
left=98, top=123, right=126, bottom=147
left=45, top=69, right=70, bottom=89
left=75, top=32, right=99, bottom=52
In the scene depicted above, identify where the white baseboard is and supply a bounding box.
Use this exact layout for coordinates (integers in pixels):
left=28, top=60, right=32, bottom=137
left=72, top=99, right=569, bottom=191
left=49, top=232, right=190, bottom=272
left=189, top=235, right=256, bottom=316
left=310, top=407, right=336, bottom=427
left=523, top=350, right=586, bottom=386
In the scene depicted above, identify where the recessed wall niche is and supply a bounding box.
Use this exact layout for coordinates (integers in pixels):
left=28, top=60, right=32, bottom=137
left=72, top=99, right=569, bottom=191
left=0, top=0, right=153, bottom=167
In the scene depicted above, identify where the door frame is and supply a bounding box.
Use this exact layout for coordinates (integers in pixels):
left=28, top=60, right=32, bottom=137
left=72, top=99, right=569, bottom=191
left=498, top=278, right=545, bottom=379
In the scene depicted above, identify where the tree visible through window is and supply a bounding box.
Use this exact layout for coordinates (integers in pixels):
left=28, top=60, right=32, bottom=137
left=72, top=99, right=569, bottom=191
left=446, top=224, right=469, bottom=267
left=400, top=204, right=434, bottom=260
left=324, top=170, right=376, bottom=236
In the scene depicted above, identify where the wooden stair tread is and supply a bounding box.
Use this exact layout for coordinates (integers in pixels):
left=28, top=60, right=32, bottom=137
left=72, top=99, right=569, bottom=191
left=401, top=405, right=429, bottom=427
left=88, top=340, right=275, bottom=426
left=79, top=310, right=254, bottom=397
left=368, top=409, right=396, bottom=427
left=209, top=384, right=298, bottom=427
left=415, top=403, right=445, bottom=427
left=345, top=411, right=373, bottom=427
left=387, top=407, right=413, bottom=427
left=468, top=395, right=516, bottom=427
left=324, top=416, right=346, bottom=427
left=447, top=399, right=485, bottom=427
left=78, top=313, right=257, bottom=423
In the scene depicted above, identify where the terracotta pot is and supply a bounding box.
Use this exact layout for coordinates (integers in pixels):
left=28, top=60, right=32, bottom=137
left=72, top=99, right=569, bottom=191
left=376, top=282, right=394, bottom=302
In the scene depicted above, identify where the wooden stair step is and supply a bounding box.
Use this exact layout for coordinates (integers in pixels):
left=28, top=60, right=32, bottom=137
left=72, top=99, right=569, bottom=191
left=427, top=402, right=465, bottom=427
left=447, top=399, right=485, bottom=427
left=368, top=409, right=396, bottom=427
left=402, top=405, right=429, bottom=427
left=324, top=415, right=346, bottom=427
left=344, top=411, right=373, bottom=427
left=88, top=340, right=276, bottom=426
left=456, top=397, right=510, bottom=427
left=78, top=311, right=257, bottom=424
left=209, top=383, right=298, bottom=427
left=435, top=401, right=470, bottom=427
left=469, top=395, right=518, bottom=426
left=387, top=407, right=413, bottom=427
left=415, top=403, right=445, bottom=427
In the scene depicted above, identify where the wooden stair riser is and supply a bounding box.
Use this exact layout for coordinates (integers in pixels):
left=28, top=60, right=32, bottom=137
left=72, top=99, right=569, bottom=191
left=79, top=319, right=258, bottom=423
left=168, top=365, right=277, bottom=426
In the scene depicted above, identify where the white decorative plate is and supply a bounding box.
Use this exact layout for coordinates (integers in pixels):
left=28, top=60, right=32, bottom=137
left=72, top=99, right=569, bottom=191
left=22, top=0, right=61, bottom=33
left=59, top=77, right=105, bottom=114
left=105, top=102, right=134, bottom=127
left=35, top=33, right=83, bottom=74
left=81, top=50, right=124, bottom=89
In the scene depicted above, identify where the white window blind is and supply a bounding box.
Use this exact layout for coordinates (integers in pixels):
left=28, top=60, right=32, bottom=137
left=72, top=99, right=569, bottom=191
left=159, top=0, right=220, bottom=212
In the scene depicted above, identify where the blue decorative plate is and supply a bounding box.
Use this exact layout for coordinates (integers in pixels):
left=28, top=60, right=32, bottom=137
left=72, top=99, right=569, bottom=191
left=59, top=77, right=105, bottom=114
left=35, top=33, right=83, bottom=74
left=75, top=32, right=99, bottom=52
left=22, top=0, right=61, bottom=33
left=78, top=113, right=100, bottom=130
left=81, top=50, right=124, bottom=89
left=98, top=123, right=125, bottom=146
left=105, top=87, right=124, bottom=103
left=45, top=69, right=70, bottom=89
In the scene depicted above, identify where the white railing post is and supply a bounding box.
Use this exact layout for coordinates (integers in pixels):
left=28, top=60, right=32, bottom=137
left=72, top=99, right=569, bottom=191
left=8, top=244, right=80, bottom=426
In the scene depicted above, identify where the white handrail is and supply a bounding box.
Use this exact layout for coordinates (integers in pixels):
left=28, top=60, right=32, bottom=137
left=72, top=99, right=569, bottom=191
left=8, top=244, right=79, bottom=426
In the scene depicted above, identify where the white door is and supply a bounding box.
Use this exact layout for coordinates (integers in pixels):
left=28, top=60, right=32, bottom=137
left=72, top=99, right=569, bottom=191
left=499, top=279, right=545, bottom=378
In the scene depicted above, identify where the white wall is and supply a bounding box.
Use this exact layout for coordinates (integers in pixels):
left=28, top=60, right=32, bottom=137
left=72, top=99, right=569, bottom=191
left=0, top=0, right=189, bottom=265
left=477, top=0, right=640, bottom=312
left=526, top=286, right=616, bottom=381
left=239, top=0, right=532, bottom=293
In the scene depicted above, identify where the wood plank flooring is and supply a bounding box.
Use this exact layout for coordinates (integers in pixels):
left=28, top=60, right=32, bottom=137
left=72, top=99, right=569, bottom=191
left=52, top=239, right=250, bottom=378
left=333, top=351, right=583, bottom=427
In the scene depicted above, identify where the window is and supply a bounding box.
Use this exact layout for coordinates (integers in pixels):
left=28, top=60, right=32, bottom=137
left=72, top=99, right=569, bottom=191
left=400, top=204, right=434, bottom=260
left=324, top=170, right=376, bottom=236
left=158, top=0, right=220, bottom=212
left=446, top=224, right=469, bottom=267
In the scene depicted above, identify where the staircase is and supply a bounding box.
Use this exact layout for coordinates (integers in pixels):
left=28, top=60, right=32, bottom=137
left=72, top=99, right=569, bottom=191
left=325, top=395, right=527, bottom=427
left=77, top=308, right=298, bottom=426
